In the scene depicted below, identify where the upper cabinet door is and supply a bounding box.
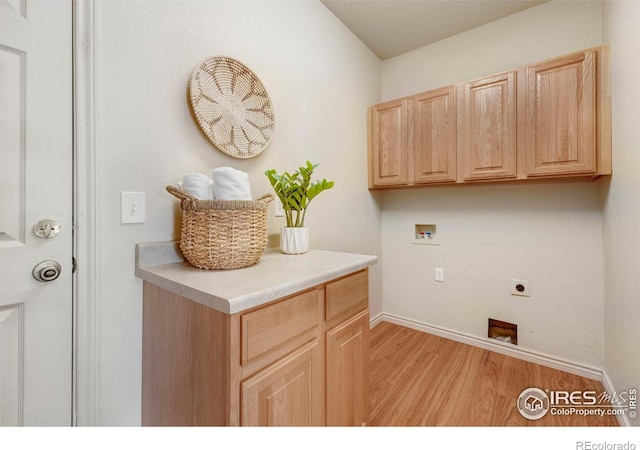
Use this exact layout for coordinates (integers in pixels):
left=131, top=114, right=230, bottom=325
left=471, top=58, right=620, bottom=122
left=526, top=50, right=597, bottom=177
left=370, top=99, right=408, bottom=187
left=461, top=71, right=517, bottom=181
left=413, top=86, right=457, bottom=184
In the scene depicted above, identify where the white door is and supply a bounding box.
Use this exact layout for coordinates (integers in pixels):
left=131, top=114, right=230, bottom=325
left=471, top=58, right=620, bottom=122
left=0, top=0, right=73, bottom=426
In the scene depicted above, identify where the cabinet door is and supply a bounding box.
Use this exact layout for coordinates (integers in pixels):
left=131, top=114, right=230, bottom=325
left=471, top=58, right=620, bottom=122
left=413, top=86, right=457, bottom=184
left=461, top=72, right=517, bottom=181
left=241, top=340, right=324, bottom=426
left=326, top=309, right=369, bottom=426
left=370, top=99, right=408, bottom=186
left=526, top=50, right=596, bottom=176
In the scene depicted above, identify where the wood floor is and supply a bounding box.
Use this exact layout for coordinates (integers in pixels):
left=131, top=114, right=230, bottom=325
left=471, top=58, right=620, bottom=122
left=369, top=322, right=618, bottom=426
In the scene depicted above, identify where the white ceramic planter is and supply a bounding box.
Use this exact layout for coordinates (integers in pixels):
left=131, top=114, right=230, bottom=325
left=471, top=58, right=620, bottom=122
left=280, top=227, right=309, bottom=255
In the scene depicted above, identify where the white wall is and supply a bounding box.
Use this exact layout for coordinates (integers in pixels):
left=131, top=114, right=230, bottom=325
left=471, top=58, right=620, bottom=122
left=94, top=0, right=381, bottom=425
left=602, top=0, right=640, bottom=427
left=380, top=2, right=606, bottom=367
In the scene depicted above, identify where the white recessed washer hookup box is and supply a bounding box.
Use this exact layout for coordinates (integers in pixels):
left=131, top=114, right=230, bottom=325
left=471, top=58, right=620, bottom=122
left=413, top=222, right=439, bottom=246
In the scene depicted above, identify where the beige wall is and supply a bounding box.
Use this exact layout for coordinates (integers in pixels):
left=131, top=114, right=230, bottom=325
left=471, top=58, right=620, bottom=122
left=94, top=0, right=381, bottom=425
left=379, top=2, right=606, bottom=367
left=91, top=0, right=639, bottom=426
left=381, top=1, right=602, bottom=102
left=602, top=0, right=640, bottom=427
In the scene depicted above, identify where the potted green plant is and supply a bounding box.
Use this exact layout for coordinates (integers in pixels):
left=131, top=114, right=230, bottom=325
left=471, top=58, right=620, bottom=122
left=265, top=161, right=334, bottom=254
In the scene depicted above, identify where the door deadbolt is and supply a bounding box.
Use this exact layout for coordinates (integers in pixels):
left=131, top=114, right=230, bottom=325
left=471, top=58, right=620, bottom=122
left=32, top=260, right=62, bottom=282
left=33, top=219, right=61, bottom=239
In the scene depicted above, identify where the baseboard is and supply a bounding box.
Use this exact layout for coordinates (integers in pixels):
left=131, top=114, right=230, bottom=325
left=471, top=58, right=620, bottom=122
left=369, top=311, right=384, bottom=329
left=601, top=369, right=632, bottom=427
left=376, top=312, right=603, bottom=382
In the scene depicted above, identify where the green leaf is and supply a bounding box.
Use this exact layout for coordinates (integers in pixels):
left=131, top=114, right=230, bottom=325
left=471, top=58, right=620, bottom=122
left=265, top=161, right=334, bottom=226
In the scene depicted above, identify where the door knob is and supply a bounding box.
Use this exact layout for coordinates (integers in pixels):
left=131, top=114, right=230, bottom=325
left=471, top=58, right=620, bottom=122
left=33, top=219, right=61, bottom=239
left=32, top=260, right=62, bottom=282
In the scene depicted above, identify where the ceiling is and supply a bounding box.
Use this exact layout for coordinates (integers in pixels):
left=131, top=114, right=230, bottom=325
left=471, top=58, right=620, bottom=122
left=321, top=0, right=548, bottom=60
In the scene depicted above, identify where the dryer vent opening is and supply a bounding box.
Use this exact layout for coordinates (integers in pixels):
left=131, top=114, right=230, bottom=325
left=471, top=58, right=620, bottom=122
left=488, top=318, right=517, bottom=345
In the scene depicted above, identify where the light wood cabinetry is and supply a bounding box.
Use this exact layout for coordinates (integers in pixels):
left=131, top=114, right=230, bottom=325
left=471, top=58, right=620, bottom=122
left=413, top=86, right=457, bottom=184
left=368, top=45, right=611, bottom=189
left=370, top=98, right=409, bottom=186
left=240, top=287, right=322, bottom=377
left=459, top=71, right=517, bottom=181
left=325, top=270, right=369, bottom=426
left=326, top=309, right=369, bottom=426
left=525, top=49, right=596, bottom=177
left=369, top=86, right=457, bottom=187
left=142, top=269, right=370, bottom=427
left=241, top=341, right=323, bottom=426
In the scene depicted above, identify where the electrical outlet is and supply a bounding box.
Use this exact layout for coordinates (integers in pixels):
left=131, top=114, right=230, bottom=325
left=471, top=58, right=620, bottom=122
left=275, top=199, right=284, bottom=217
left=435, top=267, right=444, bottom=282
left=511, top=279, right=530, bottom=297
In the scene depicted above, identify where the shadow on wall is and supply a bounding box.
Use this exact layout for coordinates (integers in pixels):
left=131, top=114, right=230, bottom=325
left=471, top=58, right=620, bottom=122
left=381, top=179, right=605, bottom=215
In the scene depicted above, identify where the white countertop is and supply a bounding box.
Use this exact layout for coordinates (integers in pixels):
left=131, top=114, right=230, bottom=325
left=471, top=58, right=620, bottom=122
left=135, top=241, right=377, bottom=314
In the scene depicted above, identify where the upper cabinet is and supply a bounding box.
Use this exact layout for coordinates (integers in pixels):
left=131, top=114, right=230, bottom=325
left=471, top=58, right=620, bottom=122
left=369, top=98, right=409, bottom=187
left=413, top=86, right=457, bottom=184
left=525, top=50, right=596, bottom=177
left=367, top=45, right=611, bottom=189
left=460, top=71, right=517, bottom=181
left=368, top=86, right=456, bottom=187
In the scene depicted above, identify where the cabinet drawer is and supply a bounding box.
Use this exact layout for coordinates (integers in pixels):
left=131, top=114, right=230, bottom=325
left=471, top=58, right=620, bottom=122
left=241, top=287, right=322, bottom=369
left=325, top=270, right=368, bottom=328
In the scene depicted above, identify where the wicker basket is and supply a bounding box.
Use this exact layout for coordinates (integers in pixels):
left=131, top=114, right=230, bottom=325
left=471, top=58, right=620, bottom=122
left=166, top=185, right=273, bottom=270
left=190, top=56, right=275, bottom=159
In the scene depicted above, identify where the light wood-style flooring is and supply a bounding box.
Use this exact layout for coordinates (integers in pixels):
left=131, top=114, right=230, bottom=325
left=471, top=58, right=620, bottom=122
left=369, top=322, right=618, bottom=426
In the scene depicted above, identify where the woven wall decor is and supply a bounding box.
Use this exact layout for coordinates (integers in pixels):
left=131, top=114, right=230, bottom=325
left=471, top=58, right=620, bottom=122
left=190, top=56, right=275, bottom=159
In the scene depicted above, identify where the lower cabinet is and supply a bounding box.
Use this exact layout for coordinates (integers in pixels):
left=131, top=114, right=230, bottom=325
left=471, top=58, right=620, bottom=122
left=241, top=340, right=323, bottom=426
left=326, top=309, right=370, bottom=426
left=142, top=269, right=370, bottom=427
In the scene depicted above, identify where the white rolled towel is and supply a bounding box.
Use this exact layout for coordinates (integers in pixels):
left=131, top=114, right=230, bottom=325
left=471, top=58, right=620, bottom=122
left=211, top=167, right=252, bottom=201
left=180, top=172, right=213, bottom=200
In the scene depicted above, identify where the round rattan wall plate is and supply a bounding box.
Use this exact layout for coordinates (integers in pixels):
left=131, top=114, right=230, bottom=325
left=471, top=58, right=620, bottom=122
left=190, top=56, right=275, bottom=159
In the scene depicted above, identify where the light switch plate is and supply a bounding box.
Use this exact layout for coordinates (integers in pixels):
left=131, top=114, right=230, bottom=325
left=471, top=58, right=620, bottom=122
left=435, top=267, right=444, bottom=282
left=121, top=192, right=146, bottom=224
